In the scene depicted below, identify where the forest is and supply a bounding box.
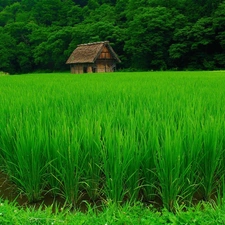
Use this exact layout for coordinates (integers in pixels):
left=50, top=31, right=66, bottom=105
left=0, top=0, right=225, bottom=74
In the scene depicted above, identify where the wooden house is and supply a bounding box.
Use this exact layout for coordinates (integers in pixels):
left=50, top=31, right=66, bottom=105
left=66, top=41, right=121, bottom=74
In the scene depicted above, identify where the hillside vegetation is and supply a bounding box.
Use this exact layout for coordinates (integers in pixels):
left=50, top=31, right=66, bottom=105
left=0, top=0, right=225, bottom=74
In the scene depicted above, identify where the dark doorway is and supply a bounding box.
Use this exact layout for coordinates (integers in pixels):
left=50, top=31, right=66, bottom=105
left=83, top=66, right=87, bottom=73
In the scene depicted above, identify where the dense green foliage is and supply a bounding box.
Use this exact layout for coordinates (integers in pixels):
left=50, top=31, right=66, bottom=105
left=1, top=72, right=225, bottom=212
left=0, top=0, right=225, bottom=74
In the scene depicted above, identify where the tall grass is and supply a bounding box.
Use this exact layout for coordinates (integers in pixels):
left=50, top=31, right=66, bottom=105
left=79, top=117, right=103, bottom=202
left=0, top=105, right=48, bottom=202
left=0, top=72, right=225, bottom=210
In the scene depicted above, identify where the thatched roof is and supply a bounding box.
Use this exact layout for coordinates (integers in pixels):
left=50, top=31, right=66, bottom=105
left=66, top=41, right=121, bottom=64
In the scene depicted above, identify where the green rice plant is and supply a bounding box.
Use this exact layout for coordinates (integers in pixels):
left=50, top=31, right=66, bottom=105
left=1, top=71, right=225, bottom=211
left=220, top=116, right=225, bottom=196
left=122, top=127, right=142, bottom=203
left=176, top=96, right=206, bottom=205
left=100, top=94, right=145, bottom=204
left=78, top=117, right=103, bottom=201
left=48, top=116, right=87, bottom=207
left=216, top=176, right=225, bottom=209
left=113, top=96, right=144, bottom=203
left=43, top=127, right=62, bottom=197
left=0, top=99, right=21, bottom=175
left=2, top=115, right=48, bottom=202
left=154, top=120, right=193, bottom=211
left=199, top=117, right=224, bottom=201
left=138, top=114, right=158, bottom=202
left=181, top=119, right=202, bottom=205
left=101, top=123, right=130, bottom=203
left=0, top=122, right=17, bottom=174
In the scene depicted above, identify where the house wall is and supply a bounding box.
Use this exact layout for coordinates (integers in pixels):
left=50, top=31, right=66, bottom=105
left=70, top=64, right=83, bottom=73
left=96, top=60, right=115, bottom=72
left=95, top=46, right=116, bottom=72
left=98, top=46, right=113, bottom=59
left=70, top=62, right=116, bottom=73
left=87, top=66, right=93, bottom=73
left=70, top=64, right=94, bottom=74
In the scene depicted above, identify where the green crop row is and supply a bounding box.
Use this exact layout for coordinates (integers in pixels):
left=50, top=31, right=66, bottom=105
left=0, top=72, right=225, bottom=212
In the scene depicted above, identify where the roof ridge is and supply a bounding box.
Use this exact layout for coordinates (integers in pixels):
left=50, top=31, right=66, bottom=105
left=78, top=41, right=109, bottom=46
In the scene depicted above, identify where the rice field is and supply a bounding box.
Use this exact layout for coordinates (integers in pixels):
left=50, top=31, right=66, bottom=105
left=0, top=71, right=225, bottom=211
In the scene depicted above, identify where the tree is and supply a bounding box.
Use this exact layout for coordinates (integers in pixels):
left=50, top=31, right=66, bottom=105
left=0, top=28, right=17, bottom=73
left=0, top=2, right=21, bottom=25
left=31, top=0, right=63, bottom=26
left=169, top=25, right=192, bottom=70
left=213, top=1, right=225, bottom=68
left=169, top=16, right=216, bottom=70
left=16, top=42, right=33, bottom=73
left=73, top=0, right=88, bottom=7
left=32, top=26, right=73, bottom=71
left=190, top=17, right=215, bottom=70
left=125, top=7, right=177, bottom=70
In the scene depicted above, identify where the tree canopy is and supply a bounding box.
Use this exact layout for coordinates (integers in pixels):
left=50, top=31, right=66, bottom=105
left=0, top=0, right=225, bottom=73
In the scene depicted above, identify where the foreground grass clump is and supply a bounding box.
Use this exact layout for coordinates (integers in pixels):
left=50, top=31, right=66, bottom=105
left=1, top=198, right=225, bottom=225
left=0, top=71, right=225, bottom=212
